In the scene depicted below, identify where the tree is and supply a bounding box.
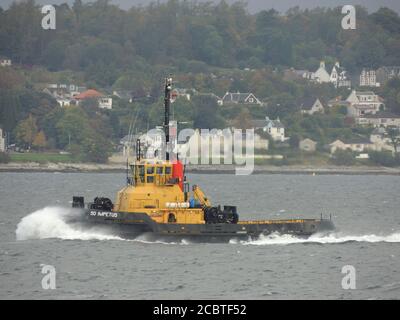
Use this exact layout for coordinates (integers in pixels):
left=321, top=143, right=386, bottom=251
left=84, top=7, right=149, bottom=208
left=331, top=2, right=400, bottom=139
left=232, top=108, right=252, bottom=130
left=386, top=126, right=400, bottom=153
left=331, top=150, right=355, bottom=166
left=15, top=114, right=38, bottom=149
left=32, top=130, right=47, bottom=150
left=81, top=133, right=112, bottom=163
left=192, top=95, right=225, bottom=129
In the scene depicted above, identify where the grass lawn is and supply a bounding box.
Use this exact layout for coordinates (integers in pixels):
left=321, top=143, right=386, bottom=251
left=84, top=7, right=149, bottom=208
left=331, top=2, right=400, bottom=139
left=9, top=152, right=78, bottom=163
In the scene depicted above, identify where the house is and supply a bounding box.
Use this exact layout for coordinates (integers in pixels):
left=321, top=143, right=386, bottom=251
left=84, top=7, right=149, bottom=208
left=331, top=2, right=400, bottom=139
left=369, top=127, right=396, bottom=152
left=346, top=90, right=384, bottom=117
left=370, top=127, right=400, bottom=153
left=313, top=61, right=331, bottom=83
left=74, top=89, right=113, bottom=109
left=0, top=128, right=5, bottom=152
left=300, top=98, right=325, bottom=115
left=329, top=138, right=375, bottom=154
left=74, top=89, right=103, bottom=100
left=330, top=62, right=351, bottom=88
left=264, top=117, right=286, bottom=142
left=252, top=117, right=286, bottom=141
left=376, top=66, right=400, bottom=85
left=355, top=112, right=400, bottom=128
left=283, top=68, right=314, bottom=82
left=299, top=138, right=317, bottom=152
left=113, top=90, right=134, bottom=103
left=56, top=98, right=73, bottom=107
left=171, top=88, right=195, bottom=102
left=360, top=69, right=380, bottom=87
left=43, top=83, right=87, bottom=102
left=119, top=134, right=142, bottom=157
left=195, top=93, right=222, bottom=105
left=220, top=92, right=262, bottom=106
left=327, top=96, right=350, bottom=108
left=176, top=128, right=269, bottom=163
left=0, top=57, right=12, bottom=67
left=98, top=97, right=113, bottom=109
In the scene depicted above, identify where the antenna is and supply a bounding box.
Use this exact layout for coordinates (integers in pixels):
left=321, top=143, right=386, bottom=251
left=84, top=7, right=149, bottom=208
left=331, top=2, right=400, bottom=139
left=126, top=158, right=129, bottom=185
left=164, top=76, right=173, bottom=161
left=136, top=138, right=141, bottom=161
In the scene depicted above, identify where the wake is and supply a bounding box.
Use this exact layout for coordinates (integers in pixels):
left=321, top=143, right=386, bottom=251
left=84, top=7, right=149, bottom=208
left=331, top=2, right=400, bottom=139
left=16, top=206, right=123, bottom=241
left=232, top=232, right=400, bottom=246
left=15, top=206, right=188, bottom=245
left=15, top=207, right=400, bottom=245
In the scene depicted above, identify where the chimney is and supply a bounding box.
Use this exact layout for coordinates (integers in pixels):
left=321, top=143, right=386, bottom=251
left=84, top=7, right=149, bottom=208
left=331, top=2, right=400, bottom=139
left=320, top=61, right=326, bottom=69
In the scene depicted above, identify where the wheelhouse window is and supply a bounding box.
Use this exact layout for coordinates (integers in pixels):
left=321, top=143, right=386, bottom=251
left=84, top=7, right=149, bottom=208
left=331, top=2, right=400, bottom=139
left=147, top=166, right=154, bottom=174
left=138, top=165, right=145, bottom=182
left=147, top=176, right=154, bottom=183
left=165, top=166, right=171, bottom=174
left=156, top=167, right=164, bottom=174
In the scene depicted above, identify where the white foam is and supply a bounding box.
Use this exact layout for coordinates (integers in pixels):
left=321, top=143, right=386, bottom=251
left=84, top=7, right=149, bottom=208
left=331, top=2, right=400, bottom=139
left=15, top=207, right=190, bottom=244
left=234, top=232, right=400, bottom=246
left=16, top=206, right=122, bottom=241
left=16, top=207, right=400, bottom=246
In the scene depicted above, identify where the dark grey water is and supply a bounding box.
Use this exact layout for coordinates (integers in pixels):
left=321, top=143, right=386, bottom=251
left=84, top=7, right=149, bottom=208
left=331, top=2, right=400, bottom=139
left=0, top=172, right=399, bottom=299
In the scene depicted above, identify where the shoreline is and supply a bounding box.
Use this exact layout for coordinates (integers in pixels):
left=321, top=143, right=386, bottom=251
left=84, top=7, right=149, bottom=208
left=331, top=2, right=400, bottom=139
left=1, top=162, right=400, bottom=175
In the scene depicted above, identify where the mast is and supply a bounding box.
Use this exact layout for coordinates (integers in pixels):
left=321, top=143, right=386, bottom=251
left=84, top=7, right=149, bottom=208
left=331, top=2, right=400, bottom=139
left=164, top=76, right=172, bottom=161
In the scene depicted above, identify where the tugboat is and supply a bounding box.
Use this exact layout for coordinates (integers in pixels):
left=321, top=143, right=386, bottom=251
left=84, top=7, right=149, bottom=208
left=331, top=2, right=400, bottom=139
left=72, top=77, right=334, bottom=241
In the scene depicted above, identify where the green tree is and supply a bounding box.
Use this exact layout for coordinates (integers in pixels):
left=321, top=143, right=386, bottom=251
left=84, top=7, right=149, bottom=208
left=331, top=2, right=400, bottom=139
left=331, top=149, right=355, bottom=166
left=386, top=126, right=400, bottom=153
left=192, top=95, right=225, bottom=129
left=15, top=114, right=38, bottom=149
left=32, top=130, right=47, bottom=150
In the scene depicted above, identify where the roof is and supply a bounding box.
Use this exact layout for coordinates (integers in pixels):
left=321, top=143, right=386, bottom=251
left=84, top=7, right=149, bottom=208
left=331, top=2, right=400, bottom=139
left=300, top=97, right=322, bottom=110
left=333, top=137, right=372, bottom=145
left=113, top=90, right=134, bottom=100
left=354, top=91, right=377, bottom=96
left=74, top=89, right=103, bottom=100
left=222, top=92, right=260, bottom=104
left=120, top=134, right=141, bottom=144
left=360, top=112, right=400, bottom=119
left=252, top=119, right=267, bottom=128
left=378, top=66, right=400, bottom=74
left=371, top=127, right=387, bottom=135
left=300, top=138, right=317, bottom=144
left=265, top=117, right=284, bottom=128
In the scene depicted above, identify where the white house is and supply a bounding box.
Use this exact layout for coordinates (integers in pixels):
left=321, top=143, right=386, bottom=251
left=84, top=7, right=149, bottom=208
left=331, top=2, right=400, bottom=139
left=330, top=62, right=351, bottom=88
left=355, top=112, right=400, bottom=128
left=0, top=58, right=12, bottom=67
left=56, top=98, right=73, bottom=107
left=346, top=90, right=384, bottom=117
left=299, top=138, right=317, bottom=152
left=300, top=98, right=325, bottom=115
left=74, top=89, right=113, bottom=109
left=176, top=128, right=269, bottom=163
left=313, top=61, right=331, bottom=83
left=0, top=128, right=5, bottom=152
left=360, top=69, right=380, bottom=87
left=369, top=127, right=397, bottom=152
left=329, top=138, right=375, bottom=154
left=220, top=92, right=262, bottom=106
left=264, top=117, right=286, bottom=142
left=376, top=66, right=400, bottom=85
left=98, top=97, right=113, bottom=109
